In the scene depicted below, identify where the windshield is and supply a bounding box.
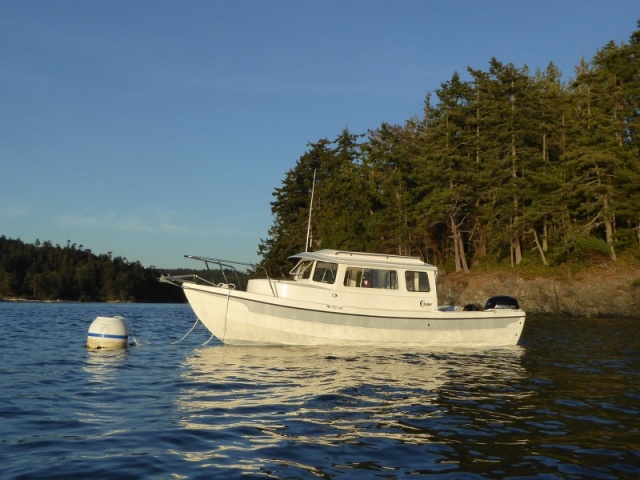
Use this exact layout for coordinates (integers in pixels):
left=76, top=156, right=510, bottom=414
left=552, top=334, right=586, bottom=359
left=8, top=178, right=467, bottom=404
left=289, top=260, right=313, bottom=280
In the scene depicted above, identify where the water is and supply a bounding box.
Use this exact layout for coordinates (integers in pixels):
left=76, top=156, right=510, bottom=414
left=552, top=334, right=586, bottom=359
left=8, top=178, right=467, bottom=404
left=1, top=303, right=638, bottom=479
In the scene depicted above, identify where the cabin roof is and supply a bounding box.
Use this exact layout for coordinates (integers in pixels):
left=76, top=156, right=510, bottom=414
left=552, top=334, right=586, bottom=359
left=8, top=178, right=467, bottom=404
left=289, top=249, right=436, bottom=270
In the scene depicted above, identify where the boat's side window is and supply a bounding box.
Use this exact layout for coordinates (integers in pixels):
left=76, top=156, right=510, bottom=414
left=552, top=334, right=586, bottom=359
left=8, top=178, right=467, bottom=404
left=405, top=271, right=430, bottom=292
left=312, top=262, right=338, bottom=284
left=290, top=260, right=314, bottom=280
left=343, top=267, right=398, bottom=289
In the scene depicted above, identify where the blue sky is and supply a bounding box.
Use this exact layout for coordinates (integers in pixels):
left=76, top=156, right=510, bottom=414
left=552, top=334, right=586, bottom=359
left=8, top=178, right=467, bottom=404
left=1, top=1, right=637, bottom=268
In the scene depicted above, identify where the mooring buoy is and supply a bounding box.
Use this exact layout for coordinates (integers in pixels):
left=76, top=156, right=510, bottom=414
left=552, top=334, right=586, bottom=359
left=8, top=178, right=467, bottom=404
left=87, top=316, right=129, bottom=349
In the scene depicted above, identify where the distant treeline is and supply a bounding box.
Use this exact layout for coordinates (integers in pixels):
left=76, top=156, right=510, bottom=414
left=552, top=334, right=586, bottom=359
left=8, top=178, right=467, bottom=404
left=259, top=22, right=640, bottom=275
left=1, top=236, right=201, bottom=302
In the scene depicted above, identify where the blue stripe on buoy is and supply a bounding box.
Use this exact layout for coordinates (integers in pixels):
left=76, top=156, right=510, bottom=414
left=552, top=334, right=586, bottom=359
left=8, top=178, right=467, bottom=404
left=87, top=333, right=128, bottom=339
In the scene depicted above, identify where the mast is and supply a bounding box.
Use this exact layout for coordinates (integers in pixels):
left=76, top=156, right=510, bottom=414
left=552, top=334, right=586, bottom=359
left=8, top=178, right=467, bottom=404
left=305, top=169, right=316, bottom=252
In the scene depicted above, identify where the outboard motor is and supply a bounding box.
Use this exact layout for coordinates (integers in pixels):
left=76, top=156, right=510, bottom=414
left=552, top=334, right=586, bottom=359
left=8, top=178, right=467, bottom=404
left=484, top=295, right=520, bottom=310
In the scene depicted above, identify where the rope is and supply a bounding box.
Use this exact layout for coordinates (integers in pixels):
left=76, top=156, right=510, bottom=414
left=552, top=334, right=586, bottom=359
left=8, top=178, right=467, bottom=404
left=118, top=316, right=147, bottom=346
left=130, top=332, right=144, bottom=346
left=202, top=332, right=216, bottom=345
left=115, top=315, right=211, bottom=347
left=171, top=317, right=202, bottom=345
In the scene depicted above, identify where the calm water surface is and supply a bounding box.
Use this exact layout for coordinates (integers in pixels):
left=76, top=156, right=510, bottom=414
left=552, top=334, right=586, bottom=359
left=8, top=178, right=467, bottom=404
left=0, top=302, right=638, bottom=479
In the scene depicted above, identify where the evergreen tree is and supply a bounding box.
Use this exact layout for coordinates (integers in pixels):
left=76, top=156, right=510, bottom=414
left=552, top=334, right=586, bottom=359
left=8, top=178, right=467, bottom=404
left=518, top=62, right=569, bottom=265
left=314, top=129, right=370, bottom=251
left=258, top=139, right=331, bottom=275
left=417, top=72, right=477, bottom=272
left=363, top=122, right=419, bottom=256
left=562, top=42, right=638, bottom=262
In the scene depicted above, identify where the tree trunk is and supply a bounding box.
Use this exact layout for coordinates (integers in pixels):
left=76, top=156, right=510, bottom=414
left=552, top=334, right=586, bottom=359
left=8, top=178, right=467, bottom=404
left=603, top=198, right=616, bottom=262
left=531, top=228, right=548, bottom=266
left=451, top=215, right=469, bottom=273
left=451, top=215, right=462, bottom=272
left=514, top=235, right=522, bottom=265
left=458, top=234, right=470, bottom=273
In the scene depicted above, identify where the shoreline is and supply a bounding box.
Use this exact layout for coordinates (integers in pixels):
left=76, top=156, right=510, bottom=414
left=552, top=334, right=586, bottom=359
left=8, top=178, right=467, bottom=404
left=0, top=298, right=139, bottom=304
left=4, top=267, right=640, bottom=317
left=438, top=267, right=640, bottom=318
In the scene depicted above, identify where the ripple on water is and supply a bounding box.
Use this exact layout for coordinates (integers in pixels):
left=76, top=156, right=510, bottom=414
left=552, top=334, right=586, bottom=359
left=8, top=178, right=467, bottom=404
left=1, top=306, right=639, bottom=478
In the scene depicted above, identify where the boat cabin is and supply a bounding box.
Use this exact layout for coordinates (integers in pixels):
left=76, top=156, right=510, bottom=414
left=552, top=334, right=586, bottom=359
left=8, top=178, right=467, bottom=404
left=253, top=249, right=441, bottom=311
left=289, top=250, right=435, bottom=290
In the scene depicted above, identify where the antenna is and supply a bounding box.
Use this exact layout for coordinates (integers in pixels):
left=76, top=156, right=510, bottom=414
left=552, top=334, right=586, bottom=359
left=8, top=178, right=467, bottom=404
left=305, top=169, right=316, bottom=252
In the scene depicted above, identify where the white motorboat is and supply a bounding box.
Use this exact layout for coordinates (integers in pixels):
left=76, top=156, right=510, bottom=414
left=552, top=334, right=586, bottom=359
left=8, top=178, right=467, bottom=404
left=162, top=249, right=525, bottom=347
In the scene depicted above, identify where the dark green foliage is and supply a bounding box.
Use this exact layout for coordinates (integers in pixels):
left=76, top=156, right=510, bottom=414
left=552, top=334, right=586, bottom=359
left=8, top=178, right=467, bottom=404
left=0, top=236, right=186, bottom=302
left=259, top=23, right=640, bottom=273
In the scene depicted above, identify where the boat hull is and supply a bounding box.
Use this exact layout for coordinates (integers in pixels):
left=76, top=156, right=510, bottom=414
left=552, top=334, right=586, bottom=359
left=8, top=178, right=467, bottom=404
left=182, top=283, right=526, bottom=347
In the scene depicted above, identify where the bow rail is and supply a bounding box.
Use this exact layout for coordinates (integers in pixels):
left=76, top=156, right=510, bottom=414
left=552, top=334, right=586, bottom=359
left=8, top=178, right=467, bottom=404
left=160, top=255, right=277, bottom=297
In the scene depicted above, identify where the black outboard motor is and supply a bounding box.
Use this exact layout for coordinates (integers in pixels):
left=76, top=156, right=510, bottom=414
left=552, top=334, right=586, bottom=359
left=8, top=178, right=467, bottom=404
left=484, top=295, right=520, bottom=310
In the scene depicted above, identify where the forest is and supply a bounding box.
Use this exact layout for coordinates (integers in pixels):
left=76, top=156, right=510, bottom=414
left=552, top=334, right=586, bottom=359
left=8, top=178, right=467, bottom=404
left=0, top=236, right=187, bottom=302
left=0, top=236, right=252, bottom=302
left=258, top=23, right=640, bottom=276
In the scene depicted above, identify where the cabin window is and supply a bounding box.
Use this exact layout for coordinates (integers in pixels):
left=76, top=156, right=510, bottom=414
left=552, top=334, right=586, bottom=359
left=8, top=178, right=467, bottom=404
left=343, top=267, right=398, bottom=289
left=312, top=262, right=338, bottom=284
left=405, top=271, right=430, bottom=292
left=290, top=260, right=314, bottom=280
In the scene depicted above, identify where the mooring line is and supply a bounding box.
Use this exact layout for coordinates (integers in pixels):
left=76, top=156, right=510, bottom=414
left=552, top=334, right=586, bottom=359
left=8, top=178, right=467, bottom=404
left=202, top=332, right=216, bottom=345
left=112, top=315, right=210, bottom=347
left=117, top=315, right=147, bottom=346
left=171, top=317, right=202, bottom=345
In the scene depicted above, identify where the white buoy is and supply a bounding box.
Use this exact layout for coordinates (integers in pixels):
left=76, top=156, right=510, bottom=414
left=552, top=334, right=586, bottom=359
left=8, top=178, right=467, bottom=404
left=87, top=316, right=129, bottom=349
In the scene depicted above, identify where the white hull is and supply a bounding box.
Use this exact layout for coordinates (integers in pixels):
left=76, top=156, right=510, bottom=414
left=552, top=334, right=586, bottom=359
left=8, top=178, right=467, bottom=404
left=183, top=283, right=525, bottom=347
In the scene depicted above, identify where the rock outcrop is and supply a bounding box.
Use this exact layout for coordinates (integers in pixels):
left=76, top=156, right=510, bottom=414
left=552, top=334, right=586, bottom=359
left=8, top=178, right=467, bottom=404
left=437, top=268, right=640, bottom=318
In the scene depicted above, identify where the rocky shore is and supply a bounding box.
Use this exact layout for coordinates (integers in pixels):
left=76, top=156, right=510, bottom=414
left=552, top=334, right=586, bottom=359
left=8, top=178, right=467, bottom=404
left=438, top=267, right=640, bottom=318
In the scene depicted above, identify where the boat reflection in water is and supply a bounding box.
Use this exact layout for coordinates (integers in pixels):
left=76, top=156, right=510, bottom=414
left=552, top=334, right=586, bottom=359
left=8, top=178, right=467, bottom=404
left=176, top=344, right=527, bottom=476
